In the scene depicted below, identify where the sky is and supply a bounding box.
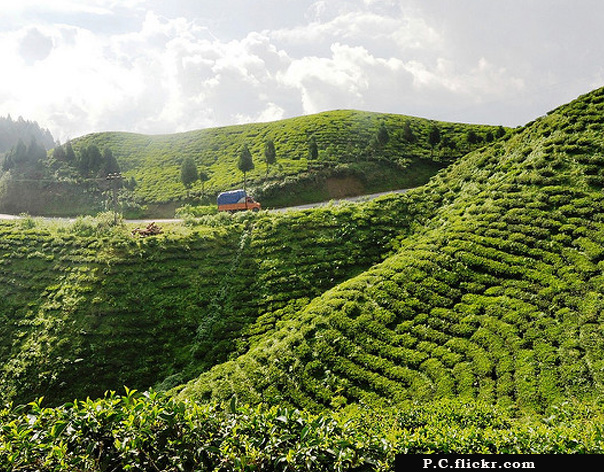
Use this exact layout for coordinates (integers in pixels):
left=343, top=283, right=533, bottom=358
left=1, top=0, right=604, bottom=142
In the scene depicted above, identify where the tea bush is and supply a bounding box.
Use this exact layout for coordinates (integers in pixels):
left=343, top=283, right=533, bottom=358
left=2, top=393, right=604, bottom=471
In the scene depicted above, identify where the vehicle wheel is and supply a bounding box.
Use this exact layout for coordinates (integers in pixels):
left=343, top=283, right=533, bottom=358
left=252, top=207, right=260, bottom=212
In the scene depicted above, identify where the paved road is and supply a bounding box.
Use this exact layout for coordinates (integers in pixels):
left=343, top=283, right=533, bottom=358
left=0, top=188, right=411, bottom=222
left=270, top=188, right=410, bottom=212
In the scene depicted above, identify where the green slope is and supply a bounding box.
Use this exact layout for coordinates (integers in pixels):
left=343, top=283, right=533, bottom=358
left=0, top=195, right=420, bottom=405
left=3, top=88, right=604, bottom=415
left=5, top=91, right=604, bottom=468
left=71, top=110, right=503, bottom=212
left=176, top=87, right=604, bottom=413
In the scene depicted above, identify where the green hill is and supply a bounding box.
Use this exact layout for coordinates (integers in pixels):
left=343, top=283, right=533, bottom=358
left=2, top=88, right=604, bottom=412
left=174, top=86, right=604, bottom=413
left=5, top=88, right=604, bottom=466
left=68, top=110, right=502, bottom=214
left=0, top=199, right=417, bottom=406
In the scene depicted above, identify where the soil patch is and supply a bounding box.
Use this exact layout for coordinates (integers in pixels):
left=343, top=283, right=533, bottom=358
left=326, top=176, right=365, bottom=199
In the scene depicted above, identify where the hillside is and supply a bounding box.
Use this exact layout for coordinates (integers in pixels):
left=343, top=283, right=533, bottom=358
left=173, top=86, right=604, bottom=413
left=69, top=110, right=503, bottom=214
left=0, top=198, right=419, bottom=406
left=3, top=87, right=604, bottom=414
left=3, top=88, right=604, bottom=412
left=6, top=88, right=604, bottom=467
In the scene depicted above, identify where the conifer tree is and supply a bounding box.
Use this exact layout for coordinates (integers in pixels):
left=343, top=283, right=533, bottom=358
left=402, top=120, right=416, bottom=143
left=180, top=157, right=199, bottom=191
left=376, top=123, right=389, bottom=147
left=308, top=137, right=318, bottom=160
left=428, top=125, right=441, bottom=156
left=264, top=139, right=276, bottom=178
left=101, top=147, right=120, bottom=177
left=238, top=144, right=254, bottom=190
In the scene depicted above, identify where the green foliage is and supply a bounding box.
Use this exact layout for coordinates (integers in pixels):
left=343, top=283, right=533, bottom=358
left=2, top=110, right=504, bottom=216
left=176, top=86, right=604, bottom=415
left=7, top=88, right=604, bottom=459
left=0, top=195, right=416, bottom=406
left=67, top=110, right=502, bottom=212
left=238, top=144, right=255, bottom=190
left=264, top=139, right=277, bottom=177
left=1, top=394, right=604, bottom=471
left=69, top=211, right=126, bottom=237
left=238, top=144, right=255, bottom=174
left=179, top=157, right=199, bottom=190
left=308, top=136, right=319, bottom=160
left=0, top=389, right=392, bottom=472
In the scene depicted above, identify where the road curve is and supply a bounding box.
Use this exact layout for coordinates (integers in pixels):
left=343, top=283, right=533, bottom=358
left=270, top=188, right=410, bottom=213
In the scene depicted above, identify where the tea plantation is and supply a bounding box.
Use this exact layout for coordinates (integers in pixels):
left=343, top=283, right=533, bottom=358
left=177, top=87, right=604, bottom=414
left=4, top=88, right=604, bottom=469
left=0, top=194, right=423, bottom=407
left=69, top=109, right=502, bottom=212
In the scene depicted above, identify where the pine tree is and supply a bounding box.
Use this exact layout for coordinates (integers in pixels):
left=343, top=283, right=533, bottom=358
left=428, top=125, right=441, bottom=156
left=376, top=123, right=389, bottom=147
left=264, top=139, right=276, bottom=178
left=101, top=147, right=120, bottom=177
left=308, top=137, right=318, bottom=160
left=238, top=144, right=254, bottom=190
left=402, top=120, right=416, bottom=143
left=64, top=142, right=76, bottom=163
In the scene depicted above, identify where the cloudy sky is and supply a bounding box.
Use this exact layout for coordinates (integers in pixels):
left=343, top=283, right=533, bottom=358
left=1, top=0, right=604, bottom=142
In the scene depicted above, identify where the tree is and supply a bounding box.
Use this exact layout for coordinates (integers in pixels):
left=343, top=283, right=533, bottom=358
left=101, top=147, right=120, bottom=177
left=52, top=144, right=66, bottom=162
left=77, top=144, right=102, bottom=177
left=465, top=130, right=479, bottom=150
left=308, top=137, right=318, bottom=160
left=402, top=120, right=416, bottom=143
left=9, top=139, right=27, bottom=167
left=237, top=144, right=254, bottom=190
left=376, top=123, right=390, bottom=147
left=26, top=137, right=46, bottom=164
left=198, top=169, right=209, bottom=197
left=428, top=125, right=441, bottom=156
left=180, top=157, right=199, bottom=192
left=64, top=141, right=76, bottom=164
left=264, top=139, right=276, bottom=178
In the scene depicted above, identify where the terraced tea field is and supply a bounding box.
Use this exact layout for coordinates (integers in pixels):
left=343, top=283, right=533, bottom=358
left=178, top=87, right=604, bottom=413
left=4, top=87, right=604, bottom=468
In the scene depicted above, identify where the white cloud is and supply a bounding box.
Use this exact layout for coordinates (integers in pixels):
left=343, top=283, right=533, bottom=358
left=1, top=1, right=603, bottom=141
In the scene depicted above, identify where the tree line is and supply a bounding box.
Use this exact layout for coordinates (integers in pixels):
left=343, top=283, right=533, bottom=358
left=0, top=115, right=54, bottom=155
left=1, top=139, right=126, bottom=183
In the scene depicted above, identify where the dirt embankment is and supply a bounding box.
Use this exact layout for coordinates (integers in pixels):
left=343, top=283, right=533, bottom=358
left=325, top=176, right=365, bottom=199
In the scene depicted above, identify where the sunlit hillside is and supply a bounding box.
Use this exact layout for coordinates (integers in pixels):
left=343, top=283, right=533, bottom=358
left=5, top=89, right=604, bottom=468
left=70, top=110, right=504, bottom=211
left=177, top=86, right=604, bottom=413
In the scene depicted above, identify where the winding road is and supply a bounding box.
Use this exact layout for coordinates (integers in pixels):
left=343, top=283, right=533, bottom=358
left=0, top=188, right=411, bottom=223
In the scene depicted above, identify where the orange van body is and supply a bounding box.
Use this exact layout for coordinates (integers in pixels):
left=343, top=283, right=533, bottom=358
left=217, top=190, right=261, bottom=212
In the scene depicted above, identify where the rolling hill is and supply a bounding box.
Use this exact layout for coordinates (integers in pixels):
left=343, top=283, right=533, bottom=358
left=174, top=86, right=604, bottom=413
left=68, top=110, right=503, bottom=213
left=4, top=88, right=604, bottom=467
